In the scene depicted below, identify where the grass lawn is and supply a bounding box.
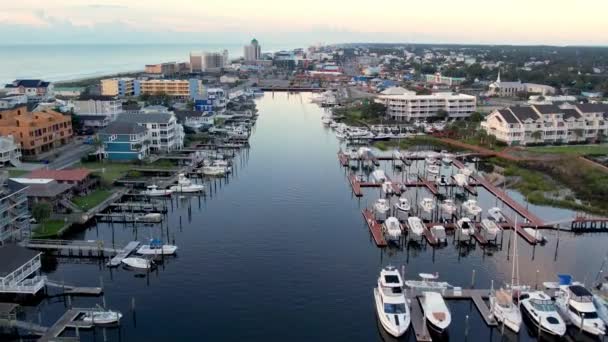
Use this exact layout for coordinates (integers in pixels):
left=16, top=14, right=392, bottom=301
left=80, top=161, right=177, bottom=183
left=526, top=144, right=608, bottom=156
left=7, top=169, right=29, bottom=177
left=33, top=220, right=68, bottom=238
left=72, top=189, right=113, bottom=211
left=373, top=136, right=458, bottom=151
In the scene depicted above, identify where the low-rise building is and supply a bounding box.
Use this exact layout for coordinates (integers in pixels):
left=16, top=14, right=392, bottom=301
left=100, top=78, right=138, bottom=97
left=115, top=112, right=184, bottom=152
left=4, top=79, right=53, bottom=99
left=377, top=92, right=477, bottom=121
left=0, top=182, right=29, bottom=245
left=73, top=95, right=123, bottom=130
left=0, top=106, right=72, bottom=157
left=481, top=104, right=608, bottom=145
left=0, top=244, right=44, bottom=294
left=487, top=73, right=556, bottom=97
left=24, top=168, right=97, bottom=196
left=0, top=95, right=27, bottom=109
left=0, top=136, right=21, bottom=167
left=98, top=121, right=150, bottom=161
left=9, top=178, right=73, bottom=213
left=424, top=73, right=466, bottom=86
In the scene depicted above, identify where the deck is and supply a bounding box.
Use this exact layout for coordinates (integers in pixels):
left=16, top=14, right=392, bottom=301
left=107, top=241, right=140, bottom=267
left=362, top=209, right=387, bottom=247
left=38, top=308, right=98, bottom=342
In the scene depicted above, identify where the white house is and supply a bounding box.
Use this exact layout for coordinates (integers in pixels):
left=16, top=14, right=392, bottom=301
left=0, top=95, right=27, bottom=109
left=4, top=79, right=53, bottom=100
left=488, top=72, right=555, bottom=97
left=116, top=112, right=184, bottom=152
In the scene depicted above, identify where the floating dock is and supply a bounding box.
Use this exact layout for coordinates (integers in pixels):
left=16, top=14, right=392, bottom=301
left=362, top=209, right=387, bottom=247
left=38, top=308, right=101, bottom=342
left=107, top=241, right=140, bottom=267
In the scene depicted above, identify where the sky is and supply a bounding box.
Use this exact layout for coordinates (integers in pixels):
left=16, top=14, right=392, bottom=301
left=0, top=0, right=607, bottom=46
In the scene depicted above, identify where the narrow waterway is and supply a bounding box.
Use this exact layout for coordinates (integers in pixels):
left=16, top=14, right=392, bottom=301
left=26, top=93, right=607, bottom=342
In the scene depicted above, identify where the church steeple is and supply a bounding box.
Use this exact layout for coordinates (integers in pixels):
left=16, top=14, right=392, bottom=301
left=496, top=70, right=501, bottom=83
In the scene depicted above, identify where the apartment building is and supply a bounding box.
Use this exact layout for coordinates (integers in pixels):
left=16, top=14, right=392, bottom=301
left=100, top=78, right=203, bottom=99
left=0, top=182, right=29, bottom=244
left=116, top=112, right=184, bottom=152
left=100, top=78, right=138, bottom=97
left=244, top=38, right=261, bottom=62
left=377, top=92, right=477, bottom=121
left=98, top=121, right=150, bottom=161
left=190, top=53, right=203, bottom=72
left=424, top=73, right=466, bottom=86
left=201, top=52, right=225, bottom=72
left=0, top=106, right=72, bottom=157
left=4, top=79, right=53, bottom=99
left=481, top=104, right=608, bottom=145
left=73, top=95, right=123, bottom=118
left=145, top=62, right=178, bottom=76
left=0, top=136, right=21, bottom=167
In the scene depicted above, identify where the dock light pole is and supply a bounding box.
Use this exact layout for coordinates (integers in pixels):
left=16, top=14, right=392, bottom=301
left=464, top=314, right=469, bottom=339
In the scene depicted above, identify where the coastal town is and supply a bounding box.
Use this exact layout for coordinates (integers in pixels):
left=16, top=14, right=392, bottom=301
left=0, top=37, right=607, bottom=341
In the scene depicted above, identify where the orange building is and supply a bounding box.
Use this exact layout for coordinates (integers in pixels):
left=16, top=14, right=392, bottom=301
left=0, top=106, right=72, bottom=156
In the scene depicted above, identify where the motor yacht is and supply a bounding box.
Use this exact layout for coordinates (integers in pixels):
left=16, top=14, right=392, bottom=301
left=453, top=173, right=468, bottom=187
left=394, top=197, right=411, bottom=212
left=440, top=199, right=457, bottom=216
left=374, top=266, right=411, bottom=337
left=136, top=239, right=178, bottom=255
left=374, top=199, right=390, bottom=221
left=551, top=278, right=606, bottom=336
left=141, top=185, right=173, bottom=197
left=488, top=207, right=506, bottom=222
left=170, top=174, right=205, bottom=193
left=456, top=217, right=474, bottom=238
left=81, top=310, right=123, bottom=325
left=490, top=289, right=522, bottom=333
left=426, top=164, right=440, bottom=175
left=462, top=199, right=482, bottom=217
left=519, top=291, right=567, bottom=337
left=430, top=225, right=447, bottom=244
left=382, top=181, right=395, bottom=196
left=480, top=219, right=500, bottom=241
left=121, top=257, right=154, bottom=270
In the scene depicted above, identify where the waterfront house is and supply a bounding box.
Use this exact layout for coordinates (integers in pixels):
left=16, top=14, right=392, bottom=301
left=0, top=244, right=44, bottom=295
left=73, top=95, right=123, bottom=130
left=0, top=182, right=29, bottom=245
left=0, top=94, right=27, bottom=109
left=0, top=106, right=72, bottom=158
left=0, top=136, right=22, bottom=167
left=98, top=121, right=150, bottom=161
left=9, top=178, right=73, bottom=213
left=175, top=110, right=215, bottom=131
left=24, top=168, right=97, bottom=196
left=4, top=79, right=53, bottom=100
left=115, top=112, right=184, bottom=153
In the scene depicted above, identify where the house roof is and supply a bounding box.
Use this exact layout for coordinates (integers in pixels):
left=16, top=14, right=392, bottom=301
left=0, top=244, right=41, bottom=277
left=23, top=182, right=72, bottom=198
left=5, top=80, right=50, bottom=88
left=562, top=109, right=582, bottom=120
left=75, top=114, right=110, bottom=121
left=116, top=113, right=173, bottom=124
left=174, top=110, right=204, bottom=121
left=122, top=103, right=141, bottom=111
left=26, top=168, right=91, bottom=182
left=533, top=104, right=562, bottom=114
left=99, top=121, right=147, bottom=135
left=497, top=109, right=519, bottom=124
left=509, top=106, right=540, bottom=122
left=77, top=94, right=117, bottom=101
left=575, top=103, right=608, bottom=114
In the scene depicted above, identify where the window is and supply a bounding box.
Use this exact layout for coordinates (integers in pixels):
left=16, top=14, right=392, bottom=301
left=384, top=303, right=406, bottom=314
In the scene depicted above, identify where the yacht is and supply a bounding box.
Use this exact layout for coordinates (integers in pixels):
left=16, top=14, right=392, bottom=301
left=383, top=217, right=402, bottom=243
left=488, top=207, right=506, bottom=222
left=137, top=239, right=178, bottom=255
left=321, top=115, right=331, bottom=125
left=407, top=216, right=425, bottom=239
left=430, top=225, right=447, bottom=244
left=456, top=217, right=474, bottom=238
left=440, top=199, right=457, bottom=216
left=552, top=280, right=606, bottom=336
left=81, top=310, right=123, bottom=325
left=519, top=291, right=567, bottom=337
left=523, top=227, right=545, bottom=243
left=170, top=174, right=205, bottom=193
left=461, top=167, right=474, bottom=177
left=453, top=173, right=468, bottom=187
left=121, top=257, right=154, bottom=270
left=335, top=130, right=347, bottom=140
left=394, top=197, right=411, bottom=212
left=490, top=289, right=522, bottom=333
left=405, top=273, right=452, bottom=291
left=426, top=164, right=440, bottom=175
left=419, top=197, right=434, bottom=214
left=480, top=219, right=500, bottom=240
left=374, top=199, right=390, bottom=221
left=382, top=181, right=395, bottom=196
left=200, top=165, right=228, bottom=176
left=141, top=185, right=173, bottom=197
left=374, top=266, right=411, bottom=337
left=462, top=199, right=482, bottom=217
left=421, top=291, right=452, bottom=333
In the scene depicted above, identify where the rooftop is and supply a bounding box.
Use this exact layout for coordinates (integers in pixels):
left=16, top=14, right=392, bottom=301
left=99, top=121, right=147, bottom=135
left=0, top=244, right=40, bottom=277
left=116, top=113, right=173, bottom=124
left=26, top=168, right=91, bottom=182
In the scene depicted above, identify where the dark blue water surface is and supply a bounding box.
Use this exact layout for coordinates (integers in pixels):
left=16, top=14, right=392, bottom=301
left=21, top=93, right=607, bottom=341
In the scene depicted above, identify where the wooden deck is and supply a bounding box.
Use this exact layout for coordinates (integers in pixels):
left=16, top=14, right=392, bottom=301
left=409, top=296, right=432, bottom=342
left=338, top=152, right=349, bottom=167
left=38, top=308, right=98, bottom=342
left=417, top=176, right=438, bottom=195
left=362, top=209, right=387, bottom=247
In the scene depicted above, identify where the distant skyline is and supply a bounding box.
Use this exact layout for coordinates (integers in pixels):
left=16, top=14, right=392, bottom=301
left=1, top=0, right=608, bottom=46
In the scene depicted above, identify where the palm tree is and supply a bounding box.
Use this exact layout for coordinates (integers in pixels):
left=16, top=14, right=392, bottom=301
left=92, top=136, right=104, bottom=161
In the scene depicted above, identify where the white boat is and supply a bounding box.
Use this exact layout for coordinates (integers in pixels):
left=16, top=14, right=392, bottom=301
left=321, top=115, right=331, bottom=125
left=335, top=131, right=347, bottom=140
left=405, top=273, right=451, bottom=291
left=523, top=227, right=545, bottom=242
left=374, top=199, right=390, bottom=220
left=382, top=181, right=394, bottom=196
left=392, top=150, right=402, bottom=160
left=407, top=216, right=425, bottom=239
left=81, top=310, right=123, bottom=325
left=374, top=266, right=411, bottom=337
left=430, top=225, right=447, bottom=244
left=480, top=219, right=500, bottom=240
left=426, top=164, right=440, bottom=175
left=170, top=174, right=205, bottom=193
left=421, top=291, right=451, bottom=333
left=453, top=173, right=468, bottom=187
left=593, top=293, right=608, bottom=326
left=419, top=197, right=434, bottom=214
left=436, top=175, right=450, bottom=186
left=440, top=199, right=457, bottom=216
left=136, top=213, right=162, bottom=223
left=425, top=157, right=438, bottom=165
left=394, top=197, right=410, bottom=212
left=383, top=217, right=402, bottom=242
left=456, top=217, right=474, bottom=237
left=141, top=185, right=173, bottom=197
left=519, top=291, right=567, bottom=337
left=489, top=289, right=522, bottom=333
left=488, top=207, right=505, bottom=222
left=137, top=239, right=178, bottom=255
left=329, top=121, right=338, bottom=129
left=200, top=165, right=228, bottom=176
left=371, top=169, right=388, bottom=183
left=461, top=167, right=474, bottom=176
left=441, top=157, right=452, bottom=165
left=462, top=199, right=482, bottom=217
left=121, top=257, right=153, bottom=270
left=554, top=282, right=606, bottom=336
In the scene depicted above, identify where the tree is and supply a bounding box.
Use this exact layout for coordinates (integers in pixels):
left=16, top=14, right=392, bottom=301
left=469, top=112, right=484, bottom=122
left=361, top=102, right=386, bottom=119
left=435, top=109, right=448, bottom=120
left=32, top=202, right=51, bottom=225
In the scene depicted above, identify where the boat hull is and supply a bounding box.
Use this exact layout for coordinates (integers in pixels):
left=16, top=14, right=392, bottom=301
left=374, top=288, right=409, bottom=337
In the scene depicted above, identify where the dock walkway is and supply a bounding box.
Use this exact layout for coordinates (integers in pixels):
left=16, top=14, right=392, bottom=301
left=38, top=308, right=97, bottom=342
left=107, top=241, right=140, bottom=267
left=362, top=209, right=387, bottom=247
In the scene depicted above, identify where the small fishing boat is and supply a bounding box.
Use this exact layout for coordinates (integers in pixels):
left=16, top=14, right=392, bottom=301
left=121, top=257, right=153, bottom=270
left=137, top=239, right=178, bottom=255
left=453, top=173, right=468, bottom=187
left=200, top=165, right=228, bottom=176
left=394, top=197, right=410, bottom=212
left=382, top=181, right=395, bottom=196
left=430, top=225, right=447, bottom=244
left=371, top=169, right=388, bottom=183
left=488, top=207, right=505, bottom=222
left=374, top=199, right=390, bottom=220
left=480, top=219, right=500, bottom=240
left=440, top=199, right=457, bottom=216
left=141, top=185, right=173, bottom=197
left=456, top=217, right=474, bottom=237
left=136, top=213, right=162, bottom=223
left=407, top=216, right=425, bottom=239
left=383, top=217, right=402, bottom=243
left=421, top=291, right=451, bottom=333
left=419, top=198, right=434, bottom=214
left=462, top=199, right=482, bottom=217
left=519, top=291, right=567, bottom=337
left=426, top=164, right=440, bottom=175
left=170, top=174, right=205, bottom=193
left=490, top=289, right=522, bottom=333
left=81, top=310, right=123, bottom=325
left=374, top=266, right=411, bottom=337
left=335, top=131, right=347, bottom=140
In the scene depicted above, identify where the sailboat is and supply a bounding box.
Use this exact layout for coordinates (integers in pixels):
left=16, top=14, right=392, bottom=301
left=490, top=218, right=522, bottom=333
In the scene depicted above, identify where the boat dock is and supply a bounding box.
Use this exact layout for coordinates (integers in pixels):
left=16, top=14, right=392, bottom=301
left=38, top=308, right=100, bottom=342
left=21, top=239, right=140, bottom=260
left=108, top=201, right=168, bottom=213
left=362, top=209, right=387, bottom=246
left=95, top=212, right=163, bottom=223
left=107, top=241, right=140, bottom=267
left=45, top=280, right=103, bottom=296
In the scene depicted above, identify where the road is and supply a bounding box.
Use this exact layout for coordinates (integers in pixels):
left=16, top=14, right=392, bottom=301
left=46, top=143, right=95, bottom=170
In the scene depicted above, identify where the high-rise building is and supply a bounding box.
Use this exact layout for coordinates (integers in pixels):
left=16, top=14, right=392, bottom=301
left=190, top=53, right=203, bottom=72
left=201, top=52, right=225, bottom=71
left=244, top=38, right=261, bottom=62
left=222, top=49, right=229, bottom=65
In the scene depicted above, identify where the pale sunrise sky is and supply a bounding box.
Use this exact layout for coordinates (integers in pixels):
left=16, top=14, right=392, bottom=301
left=1, top=0, right=607, bottom=45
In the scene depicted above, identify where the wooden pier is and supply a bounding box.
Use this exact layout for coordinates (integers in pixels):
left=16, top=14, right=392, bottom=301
left=45, top=280, right=103, bottom=296
left=362, top=209, right=387, bottom=247
left=107, top=241, right=140, bottom=267
left=109, top=201, right=168, bottom=213
left=95, top=212, right=163, bottom=223
left=38, top=308, right=99, bottom=342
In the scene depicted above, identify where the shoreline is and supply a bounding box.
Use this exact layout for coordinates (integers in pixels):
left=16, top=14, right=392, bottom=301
left=54, top=70, right=143, bottom=87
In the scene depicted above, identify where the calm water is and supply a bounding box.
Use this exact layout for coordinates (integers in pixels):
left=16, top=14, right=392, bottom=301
left=16, top=93, right=607, bottom=341
left=0, top=43, right=294, bottom=86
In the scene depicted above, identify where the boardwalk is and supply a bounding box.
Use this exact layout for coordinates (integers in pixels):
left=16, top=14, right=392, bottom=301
left=362, top=209, right=387, bottom=247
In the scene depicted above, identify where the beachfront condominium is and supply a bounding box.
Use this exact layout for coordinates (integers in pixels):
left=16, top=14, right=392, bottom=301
left=201, top=52, right=225, bottom=72
left=244, top=38, right=261, bottom=62
left=190, top=53, right=203, bottom=72
left=101, top=78, right=138, bottom=97
left=100, top=78, right=203, bottom=99
left=0, top=106, right=72, bottom=157
left=377, top=89, right=477, bottom=121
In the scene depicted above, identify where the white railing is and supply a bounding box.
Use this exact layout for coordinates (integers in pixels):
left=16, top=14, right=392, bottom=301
left=0, top=276, right=46, bottom=294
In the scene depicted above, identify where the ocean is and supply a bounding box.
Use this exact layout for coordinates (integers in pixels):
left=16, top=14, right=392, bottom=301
left=0, top=43, right=294, bottom=86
